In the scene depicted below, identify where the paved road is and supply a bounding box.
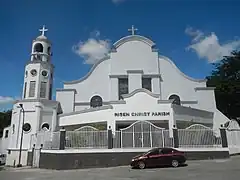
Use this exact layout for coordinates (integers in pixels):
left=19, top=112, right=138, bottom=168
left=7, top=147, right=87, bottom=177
left=1, top=156, right=240, bottom=180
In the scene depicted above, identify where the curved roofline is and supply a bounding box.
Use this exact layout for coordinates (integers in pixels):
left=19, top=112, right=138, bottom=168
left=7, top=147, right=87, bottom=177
left=159, top=55, right=207, bottom=83
left=64, top=56, right=110, bottom=84
left=113, top=35, right=156, bottom=49
left=122, top=88, right=160, bottom=99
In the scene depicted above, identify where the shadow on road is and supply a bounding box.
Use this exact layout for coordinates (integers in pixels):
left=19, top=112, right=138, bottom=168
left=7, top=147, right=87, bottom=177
left=131, top=163, right=188, bottom=170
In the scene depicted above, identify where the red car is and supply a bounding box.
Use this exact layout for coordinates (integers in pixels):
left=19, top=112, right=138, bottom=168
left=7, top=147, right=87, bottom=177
left=130, top=147, right=186, bottom=169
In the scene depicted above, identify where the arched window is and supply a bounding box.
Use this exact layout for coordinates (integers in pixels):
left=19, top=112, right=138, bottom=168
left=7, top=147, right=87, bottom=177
left=23, top=123, right=31, bottom=133
left=41, top=123, right=50, bottom=131
left=169, top=94, right=181, bottom=105
left=47, top=46, right=51, bottom=55
left=34, top=43, right=43, bottom=52
left=90, top=95, right=103, bottom=108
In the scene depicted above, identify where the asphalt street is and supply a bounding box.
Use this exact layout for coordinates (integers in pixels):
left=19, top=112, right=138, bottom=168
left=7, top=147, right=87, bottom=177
left=1, top=156, right=240, bottom=180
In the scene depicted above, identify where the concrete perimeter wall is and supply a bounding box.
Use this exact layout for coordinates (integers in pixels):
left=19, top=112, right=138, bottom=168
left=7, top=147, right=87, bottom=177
left=27, top=148, right=230, bottom=170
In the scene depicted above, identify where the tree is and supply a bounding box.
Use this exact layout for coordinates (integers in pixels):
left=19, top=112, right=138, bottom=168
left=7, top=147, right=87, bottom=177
left=0, top=110, right=12, bottom=138
left=207, top=51, right=240, bottom=120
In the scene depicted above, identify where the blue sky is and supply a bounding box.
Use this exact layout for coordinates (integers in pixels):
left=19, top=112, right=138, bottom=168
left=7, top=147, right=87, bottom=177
left=0, top=0, right=240, bottom=111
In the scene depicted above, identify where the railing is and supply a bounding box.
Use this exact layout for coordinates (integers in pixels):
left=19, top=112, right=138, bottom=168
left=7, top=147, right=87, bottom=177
left=226, top=129, right=240, bottom=155
left=30, top=131, right=60, bottom=150
left=65, top=130, right=108, bottom=149
left=113, top=130, right=173, bottom=148
left=178, top=129, right=222, bottom=148
left=29, top=125, right=227, bottom=150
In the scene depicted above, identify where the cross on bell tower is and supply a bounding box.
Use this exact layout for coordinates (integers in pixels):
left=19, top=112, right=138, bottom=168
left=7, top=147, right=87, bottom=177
left=128, top=25, right=138, bottom=35
left=39, top=25, right=48, bottom=36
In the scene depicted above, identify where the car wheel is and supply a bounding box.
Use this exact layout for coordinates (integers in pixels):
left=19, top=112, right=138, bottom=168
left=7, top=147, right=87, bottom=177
left=138, top=161, right=146, bottom=169
left=171, top=160, right=179, bottom=167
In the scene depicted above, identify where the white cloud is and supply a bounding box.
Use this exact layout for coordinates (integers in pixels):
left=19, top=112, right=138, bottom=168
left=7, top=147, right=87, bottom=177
left=72, top=30, right=111, bottom=64
left=112, top=0, right=126, bottom=4
left=0, top=96, right=16, bottom=105
left=185, top=27, right=240, bottom=63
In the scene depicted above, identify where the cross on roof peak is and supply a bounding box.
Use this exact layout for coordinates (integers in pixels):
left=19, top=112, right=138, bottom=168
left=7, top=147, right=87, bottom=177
left=128, top=25, right=138, bottom=35
left=39, top=25, right=48, bottom=36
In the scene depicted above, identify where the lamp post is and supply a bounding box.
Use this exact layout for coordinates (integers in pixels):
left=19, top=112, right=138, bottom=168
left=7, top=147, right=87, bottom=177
left=17, top=103, right=25, bottom=167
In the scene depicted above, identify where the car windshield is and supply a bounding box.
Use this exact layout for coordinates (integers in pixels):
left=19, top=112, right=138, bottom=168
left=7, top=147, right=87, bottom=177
left=142, top=148, right=160, bottom=155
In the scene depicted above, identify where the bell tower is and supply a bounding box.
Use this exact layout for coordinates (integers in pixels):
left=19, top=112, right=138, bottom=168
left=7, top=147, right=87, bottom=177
left=22, top=25, right=53, bottom=100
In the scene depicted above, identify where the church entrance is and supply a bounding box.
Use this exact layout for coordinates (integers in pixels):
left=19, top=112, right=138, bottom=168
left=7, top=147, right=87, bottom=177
left=115, top=120, right=173, bottom=148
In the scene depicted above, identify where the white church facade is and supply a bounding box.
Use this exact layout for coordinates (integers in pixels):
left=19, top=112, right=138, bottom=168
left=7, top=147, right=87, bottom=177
left=0, top=25, right=230, bottom=166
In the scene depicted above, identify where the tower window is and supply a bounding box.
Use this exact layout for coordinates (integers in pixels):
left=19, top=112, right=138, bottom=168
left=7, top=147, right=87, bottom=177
left=23, top=82, right=27, bottom=98
left=142, top=77, right=152, bottom=91
left=169, top=94, right=181, bottom=105
left=23, top=123, right=31, bottom=133
left=118, top=78, right=128, bottom=100
left=90, top=95, right=103, bottom=108
left=49, top=83, right=52, bottom=100
left=41, top=123, right=50, bottom=131
left=47, top=46, right=51, bottom=55
left=4, top=130, right=9, bottom=138
left=30, top=69, right=37, bottom=76
left=29, top=81, right=36, bottom=97
left=40, top=82, right=47, bottom=98
left=34, top=43, right=43, bottom=53
left=41, top=70, right=48, bottom=77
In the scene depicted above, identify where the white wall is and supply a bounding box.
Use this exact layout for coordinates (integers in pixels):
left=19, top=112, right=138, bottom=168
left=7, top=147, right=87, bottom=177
left=6, top=149, right=28, bottom=166
left=74, top=105, right=90, bottom=111
left=159, top=56, right=206, bottom=102
left=56, top=34, right=225, bottom=131
left=56, top=90, right=75, bottom=113
left=113, top=92, right=172, bottom=121
left=0, top=127, right=10, bottom=154
left=59, top=91, right=174, bottom=130
left=110, top=40, right=159, bottom=74
left=195, top=89, right=216, bottom=111
left=59, top=108, right=111, bottom=127
left=64, top=59, right=111, bottom=102
left=8, top=102, right=38, bottom=150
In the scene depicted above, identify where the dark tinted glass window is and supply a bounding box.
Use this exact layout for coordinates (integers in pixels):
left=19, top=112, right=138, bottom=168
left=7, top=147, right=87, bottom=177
left=90, top=95, right=103, bottom=108
left=169, top=94, right=181, bottom=105
left=148, top=149, right=160, bottom=155
left=142, top=78, right=152, bottom=91
left=118, top=78, right=128, bottom=100
left=161, top=148, right=173, bottom=154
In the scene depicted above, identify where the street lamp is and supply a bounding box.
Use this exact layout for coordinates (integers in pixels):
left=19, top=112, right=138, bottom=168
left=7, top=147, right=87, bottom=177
left=17, top=103, right=25, bottom=167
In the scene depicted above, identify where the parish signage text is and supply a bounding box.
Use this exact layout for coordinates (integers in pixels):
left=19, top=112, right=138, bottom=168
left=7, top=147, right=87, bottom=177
left=114, top=111, right=170, bottom=117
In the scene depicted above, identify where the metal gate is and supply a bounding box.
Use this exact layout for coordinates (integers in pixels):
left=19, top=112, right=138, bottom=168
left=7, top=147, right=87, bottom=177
left=120, top=121, right=170, bottom=148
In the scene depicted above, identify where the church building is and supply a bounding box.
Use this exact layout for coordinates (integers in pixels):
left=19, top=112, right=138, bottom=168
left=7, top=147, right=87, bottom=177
left=1, top=25, right=230, bottom=166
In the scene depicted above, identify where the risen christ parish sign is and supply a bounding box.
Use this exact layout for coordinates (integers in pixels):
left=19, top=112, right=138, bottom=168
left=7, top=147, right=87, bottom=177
left=114, top=111, right=170, bottom=117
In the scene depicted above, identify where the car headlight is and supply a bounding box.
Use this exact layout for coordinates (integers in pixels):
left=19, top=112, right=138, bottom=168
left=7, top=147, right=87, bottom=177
left=131, top=159, right=135, bottom=161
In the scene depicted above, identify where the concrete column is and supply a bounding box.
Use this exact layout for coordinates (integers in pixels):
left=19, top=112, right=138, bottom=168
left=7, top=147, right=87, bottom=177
left=51, top=107, right=57, bottom=132
left=59, top=128, right=66, bottom=150
left=172, top=125, right=179, bottom=148
left=108, top=128, right=113, bottom=149
left=220, top=125, right=228, bottom=148
left=107, top=120, right=116, bottom=135
left=168, top=108, right=175, bottom=138
left=128, top=73, right=141, bottom=93
left=35, top=105, right=42, bottom=133
left=110, top=78, right=118, bottom=100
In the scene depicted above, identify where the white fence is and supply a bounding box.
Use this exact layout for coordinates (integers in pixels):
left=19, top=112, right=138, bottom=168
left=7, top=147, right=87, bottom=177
left=65, top=130, right=108, bottom=149
left=113, top=121, right=173, bottom=148
left=30, top=131, right=60, bottom=149
left=178, top=124, right=222, bottom=148
left=226, top=129, right=240, bottom=155
left=29, top=123, right=228, bottom=150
